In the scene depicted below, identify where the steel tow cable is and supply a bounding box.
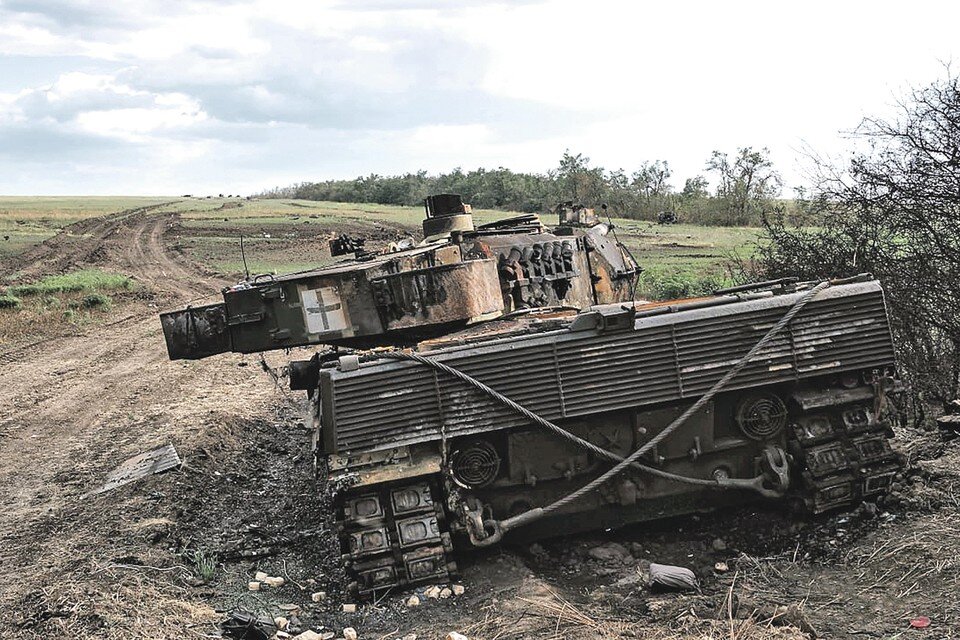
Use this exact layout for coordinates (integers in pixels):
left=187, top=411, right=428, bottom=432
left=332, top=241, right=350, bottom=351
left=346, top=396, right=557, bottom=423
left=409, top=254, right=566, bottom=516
left=381, top=351, right=732, bottom=488
left=382, top=280, right=831, bottom=536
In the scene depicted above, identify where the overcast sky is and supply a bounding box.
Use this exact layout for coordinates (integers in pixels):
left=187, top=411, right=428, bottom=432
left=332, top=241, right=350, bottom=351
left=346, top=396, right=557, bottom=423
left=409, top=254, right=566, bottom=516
left=0, top=0, right=957, bottom=196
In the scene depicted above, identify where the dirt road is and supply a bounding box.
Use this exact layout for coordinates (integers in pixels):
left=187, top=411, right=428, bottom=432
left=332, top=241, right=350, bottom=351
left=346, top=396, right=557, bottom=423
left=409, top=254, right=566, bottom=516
left=0, top=206, right=278, bottom=636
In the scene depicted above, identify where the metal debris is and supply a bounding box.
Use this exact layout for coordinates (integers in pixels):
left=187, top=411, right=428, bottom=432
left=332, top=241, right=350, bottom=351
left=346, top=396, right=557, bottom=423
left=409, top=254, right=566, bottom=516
left=88, top=444, right=181, bottom=496
left=937, top=400, right=960, bottom=439
left=220, top=609, right=275, bottom=640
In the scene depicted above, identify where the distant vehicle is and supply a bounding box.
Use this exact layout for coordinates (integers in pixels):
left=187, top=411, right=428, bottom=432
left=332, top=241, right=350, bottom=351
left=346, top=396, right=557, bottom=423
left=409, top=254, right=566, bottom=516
left=657, top=210, right=678, bottom=224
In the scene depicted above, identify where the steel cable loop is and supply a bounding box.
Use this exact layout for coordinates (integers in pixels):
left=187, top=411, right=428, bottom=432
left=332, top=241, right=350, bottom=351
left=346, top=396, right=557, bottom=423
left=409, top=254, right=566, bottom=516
left=518, top=280, right=831, bottom=525
left=381, top=280, right=831, bottom=532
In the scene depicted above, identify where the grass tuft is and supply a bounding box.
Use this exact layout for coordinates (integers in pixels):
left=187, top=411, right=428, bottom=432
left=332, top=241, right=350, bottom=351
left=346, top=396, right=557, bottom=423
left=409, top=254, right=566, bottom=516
left=8, top=269, right=133, bottom=297
left=639, top=272, right=726, bottom=300
left=185, top=549, right=218, bottom=582
left=0, top=294, right=22, bottom=310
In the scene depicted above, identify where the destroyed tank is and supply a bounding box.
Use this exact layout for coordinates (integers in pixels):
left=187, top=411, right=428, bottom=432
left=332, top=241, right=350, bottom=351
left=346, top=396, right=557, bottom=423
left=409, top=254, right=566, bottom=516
left=161, top=194, right=638, bottom=358
left=161, top=195, right=902, bottom=598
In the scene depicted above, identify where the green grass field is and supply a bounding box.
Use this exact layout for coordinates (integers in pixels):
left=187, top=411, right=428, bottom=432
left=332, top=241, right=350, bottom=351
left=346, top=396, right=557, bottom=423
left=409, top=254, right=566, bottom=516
left=0, top=196, right=761, bottom=299
left=0, top=267, right=139, bottom=345
left=615, top=221, right=760, bottom=298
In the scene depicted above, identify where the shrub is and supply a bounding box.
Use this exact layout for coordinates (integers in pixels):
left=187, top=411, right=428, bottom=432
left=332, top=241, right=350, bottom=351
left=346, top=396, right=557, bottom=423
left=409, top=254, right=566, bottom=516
left=754, top=70, right=960, bottom=420
left=79, top=293, right=111, bottom=310
left=0, top=294, right=22, bottom=310
left=639, top=273, right=724, bottom=301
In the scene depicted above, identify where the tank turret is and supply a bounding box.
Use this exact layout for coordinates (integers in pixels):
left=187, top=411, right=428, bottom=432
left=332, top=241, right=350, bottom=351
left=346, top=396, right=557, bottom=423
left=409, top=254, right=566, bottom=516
left=160, top=194, right=638, bottom=359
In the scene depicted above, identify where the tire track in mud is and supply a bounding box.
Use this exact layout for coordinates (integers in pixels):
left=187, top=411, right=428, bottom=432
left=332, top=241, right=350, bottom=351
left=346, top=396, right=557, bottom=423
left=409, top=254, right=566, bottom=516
left=120, top=209, right=231, bottom=299
left=0, top=204, right=230, bottom=364
left=0, top=201, right=181, bottom=281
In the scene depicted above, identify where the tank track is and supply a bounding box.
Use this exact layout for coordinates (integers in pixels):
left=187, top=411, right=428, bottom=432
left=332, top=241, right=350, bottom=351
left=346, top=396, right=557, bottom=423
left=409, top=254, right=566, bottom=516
left=788, top=399, right=902, bottom=513
left=336, top=478, right=457, bottom=598
left=331, top=399, right=899, bottom=597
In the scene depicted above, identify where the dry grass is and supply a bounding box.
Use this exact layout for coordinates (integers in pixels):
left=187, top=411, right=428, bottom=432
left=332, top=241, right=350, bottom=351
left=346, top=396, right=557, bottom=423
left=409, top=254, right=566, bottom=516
left=460, top=584, right=637, bottom=640
left=0, top=281, right=139, bottom=350
left=14, top=558, right=220, bottom=639
left=455, top=574, right=813, bottom=640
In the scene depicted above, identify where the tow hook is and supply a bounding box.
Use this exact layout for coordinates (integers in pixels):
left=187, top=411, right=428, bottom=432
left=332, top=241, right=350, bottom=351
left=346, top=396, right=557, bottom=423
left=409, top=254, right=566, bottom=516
left=469, top=519, right=504, bottom=548
left=462, top=500, right=503, bottom=547
left=761, top=446, right=791, bottom=493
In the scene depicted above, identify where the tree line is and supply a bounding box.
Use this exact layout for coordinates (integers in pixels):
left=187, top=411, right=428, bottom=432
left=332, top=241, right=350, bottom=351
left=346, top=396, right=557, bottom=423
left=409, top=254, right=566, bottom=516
left=259, top=147, right=785, bottom=226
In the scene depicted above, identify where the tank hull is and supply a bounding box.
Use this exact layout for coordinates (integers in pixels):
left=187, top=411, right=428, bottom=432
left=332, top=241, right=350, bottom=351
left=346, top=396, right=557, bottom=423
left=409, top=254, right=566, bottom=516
left=320, top=279, right=901, bottom=597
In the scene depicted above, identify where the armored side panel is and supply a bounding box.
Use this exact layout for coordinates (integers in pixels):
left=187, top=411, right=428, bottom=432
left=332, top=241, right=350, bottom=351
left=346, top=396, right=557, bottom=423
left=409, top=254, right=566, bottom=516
left=325, top=278, right=901, bottom=597
left=319, top=280, right=895, bottom=455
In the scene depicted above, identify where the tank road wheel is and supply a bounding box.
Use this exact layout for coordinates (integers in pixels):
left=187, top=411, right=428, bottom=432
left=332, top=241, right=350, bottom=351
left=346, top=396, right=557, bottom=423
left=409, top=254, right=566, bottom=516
left=336, top=479, right=458, bottom=599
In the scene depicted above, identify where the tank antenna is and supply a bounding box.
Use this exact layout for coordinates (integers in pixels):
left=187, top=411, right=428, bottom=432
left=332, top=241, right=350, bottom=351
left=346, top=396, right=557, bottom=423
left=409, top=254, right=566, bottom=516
left=240, top=232, right=250, bottom=280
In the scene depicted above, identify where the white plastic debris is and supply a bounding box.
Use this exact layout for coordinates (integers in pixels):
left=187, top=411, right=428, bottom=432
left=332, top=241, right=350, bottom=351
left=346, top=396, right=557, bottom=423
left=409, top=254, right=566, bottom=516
left=648, top=563, right=698, bottom=591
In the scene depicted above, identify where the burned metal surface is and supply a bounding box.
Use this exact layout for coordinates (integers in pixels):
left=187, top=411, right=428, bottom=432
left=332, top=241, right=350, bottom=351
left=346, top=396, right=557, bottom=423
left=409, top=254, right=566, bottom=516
left=329, top=234, right=366, bottom=257
left=338, top=479, right=455, bottom=596
left=318, top=278, right=900, bottom=596
left=937, top=399, right=960, bottom=439
left=371, top=260, right=502, bottom=331
left=160, top=303, right=229, bottom=360
left=160, top=194, right=639, bottom=358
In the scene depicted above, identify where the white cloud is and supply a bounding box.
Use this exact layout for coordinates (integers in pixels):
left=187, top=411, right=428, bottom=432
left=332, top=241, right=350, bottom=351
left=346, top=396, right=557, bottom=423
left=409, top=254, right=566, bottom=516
left=0, top=89, right=30, bottom=124
left=0, top=0, right=959, bottom=194
left=44, top=72, right=138, bottom=100
left=2, top=72, right=208, bottom=140
left=76, top=103, right=207, bottom=141
left=0, top=22, right=76, bottom=55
